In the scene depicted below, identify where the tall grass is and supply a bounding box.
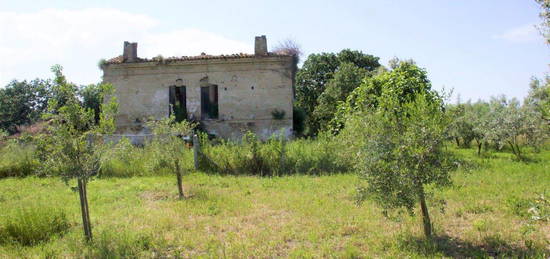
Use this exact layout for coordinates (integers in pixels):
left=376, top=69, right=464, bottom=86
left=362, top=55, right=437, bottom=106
left=0, top=142, right=40, bottom=178
left=98, top=137, right=194, bottom=177
left=86, top=228, right=153, bottom=258
left=0, top=206, right=71, bottom=246
left=0, top=133, right=351, bottom=178
left=199, top=132, right=350, bottom=176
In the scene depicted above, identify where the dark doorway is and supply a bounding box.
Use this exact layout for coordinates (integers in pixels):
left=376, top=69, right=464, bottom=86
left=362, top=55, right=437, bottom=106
left=201, top=85, right=218, bottom=119
left=169, top=86, right=187, bottom=122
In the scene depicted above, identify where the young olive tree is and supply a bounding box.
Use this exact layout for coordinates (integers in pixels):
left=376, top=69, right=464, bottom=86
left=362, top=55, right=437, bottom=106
left=38, top=65, right=117, bottom=241
left=447, top=102, right=476, bottom=148
left=467, top=101, right=491, bottom=155
left=147, top=116, right=195, bottom=199
left=345, top=62, right=452, bottom=239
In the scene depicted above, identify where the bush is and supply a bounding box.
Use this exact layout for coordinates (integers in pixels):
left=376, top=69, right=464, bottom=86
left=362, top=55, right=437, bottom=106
left=0, top=206, right=71, bottom=246
left=0, top=142, right=40, bottom=178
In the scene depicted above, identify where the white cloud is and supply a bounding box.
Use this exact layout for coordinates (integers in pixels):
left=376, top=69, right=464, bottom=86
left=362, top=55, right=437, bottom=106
left=493, top=24, right=539, bottom=43
left=141, top=29, right=252, bottom=57
left=0, top=8, right=251, bottom=87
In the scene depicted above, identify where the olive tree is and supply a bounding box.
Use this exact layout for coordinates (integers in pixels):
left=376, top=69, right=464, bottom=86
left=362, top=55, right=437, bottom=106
left=343, top=62, right=452, bottom=239
left=447, top=102, right=476, bottom=148
left=38, top=65, right=117, bottom=241
left=467, top=101, right=492, bottom=155
left=146, top=116, right=195, bottom=199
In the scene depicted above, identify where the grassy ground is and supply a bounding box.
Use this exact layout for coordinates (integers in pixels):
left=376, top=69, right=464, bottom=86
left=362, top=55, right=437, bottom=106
left=0, top=148, right=549, bottom=258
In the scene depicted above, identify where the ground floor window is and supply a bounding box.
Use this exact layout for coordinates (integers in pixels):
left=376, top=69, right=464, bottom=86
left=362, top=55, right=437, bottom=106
left=169, top=86, right=186, bottom=122
left=201, top=85, right=219, bottom=119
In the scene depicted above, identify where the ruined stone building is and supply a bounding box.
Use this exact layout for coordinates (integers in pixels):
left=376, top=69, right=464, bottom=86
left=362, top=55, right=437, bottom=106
left=101, top=36, right=296, bottom=140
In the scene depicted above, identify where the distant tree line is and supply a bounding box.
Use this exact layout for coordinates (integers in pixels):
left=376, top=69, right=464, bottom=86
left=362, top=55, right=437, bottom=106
left=0, top=65, right=107, bottom=135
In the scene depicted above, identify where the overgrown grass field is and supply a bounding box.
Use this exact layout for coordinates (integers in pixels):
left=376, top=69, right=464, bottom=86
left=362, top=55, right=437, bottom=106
left=0, top=146, right=548, bottom=258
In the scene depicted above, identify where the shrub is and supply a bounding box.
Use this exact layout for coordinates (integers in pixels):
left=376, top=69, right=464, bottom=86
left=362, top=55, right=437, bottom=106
left=0, top=206, right=71, bottom=246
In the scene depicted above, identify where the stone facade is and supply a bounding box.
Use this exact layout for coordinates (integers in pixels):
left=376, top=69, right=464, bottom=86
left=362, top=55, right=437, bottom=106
left=101, top=36, right=296, bottom=140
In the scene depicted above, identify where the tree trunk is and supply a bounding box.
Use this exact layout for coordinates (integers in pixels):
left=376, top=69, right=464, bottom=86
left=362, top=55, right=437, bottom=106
left=83, top=179, right=92, bottom=240
left=515, top=143, right=522, bottom=158
left=417, top=183, right=432, bottom=239
left=477, top=141, right=482, bottom=156
left=455, top=137, right=460, bottom=147
left=508, top=141, right=517, bottom=157
left=175, top=159, right=185, bottom=199
left=193, top=134, right=200, bottom=170
left=77, top=178, right=92, bottom=241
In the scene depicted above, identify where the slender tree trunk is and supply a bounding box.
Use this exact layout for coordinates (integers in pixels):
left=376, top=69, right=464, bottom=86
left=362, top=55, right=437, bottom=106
left=193, top=134, right=200, bottom=170
left=175, top=160, right=185, bottom=199
left=455, top=137, right=460, bottom=147
left=508, top=141, right=517, bottom=157
left=83, top=179, right=92, bottom=240
left=477, top=141, right=482, bottom=156
left=515, top=143, right=522, bottom=158
left=77, top=178, right=92, bottom=241
left=417, top=183, right=432, bottom=239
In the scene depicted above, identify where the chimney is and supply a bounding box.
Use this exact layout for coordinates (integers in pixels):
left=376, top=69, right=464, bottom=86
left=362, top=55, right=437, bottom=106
left=123, top=41, right=138, bottom=62
left=254, top=35, right=268, bottom=56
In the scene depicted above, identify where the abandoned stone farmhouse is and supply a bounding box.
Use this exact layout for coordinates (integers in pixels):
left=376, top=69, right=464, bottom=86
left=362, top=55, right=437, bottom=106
left=101, top=36, right=296, bottom=140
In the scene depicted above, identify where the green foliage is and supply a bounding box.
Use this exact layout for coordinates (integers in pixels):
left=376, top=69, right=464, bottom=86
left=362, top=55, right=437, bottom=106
left=0, top=142, right=40, bottom=178
left=446, top=92, right=549, bottom=158
left=0, top=129, right=7, bottom=140
left=0, top=146, right=549, bottom=257
left=506, top=196, right=531, bottom=217
left=338, top=61, right=452, bottom=238
left=97, top=59, right=108, bottom=70
left=145, top=116, right=195, bottom=173
left=446, top=103, right=476, bottom=148
left=292, top=105, right=306, bottom=137
left=313, top=62, right=367, bottom=133
left=146, top=116, right=195, bottom=198
left=99, top=138, right=159, bottom=177
left=34, top=65, right=118, bottom=241
left=535, top=0, right=550, bottom=44
left=0, top=206, right=70, bottom=246
left=0, top=79, right=52, bottom=134
left=353, top=93, right=452, bottom=210
left=86, top=229, right=152, bottom=258
left=332, top=61, right=437, bottom=134
left=38, top=66, right=117, bottom=182
left=525, top=76, right=550, bottom=123
left=527, top=193, right=550, bottom=222
left=198, top=132, right=350, bottom=176
left=79, top=83, right=110, bottom=123
left=295, top=49, right=380, bottom=136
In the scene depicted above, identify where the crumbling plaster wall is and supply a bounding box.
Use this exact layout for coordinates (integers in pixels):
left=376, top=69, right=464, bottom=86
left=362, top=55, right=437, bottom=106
left=102, top=56, right=294, bottom=140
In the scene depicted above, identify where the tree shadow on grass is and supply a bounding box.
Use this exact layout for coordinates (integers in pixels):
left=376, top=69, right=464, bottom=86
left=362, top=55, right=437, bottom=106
left=397, top=234, right=549, bottom=258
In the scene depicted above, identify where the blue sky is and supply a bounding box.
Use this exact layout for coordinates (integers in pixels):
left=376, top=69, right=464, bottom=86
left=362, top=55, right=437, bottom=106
left=1, top=0, right=548, bottom=102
